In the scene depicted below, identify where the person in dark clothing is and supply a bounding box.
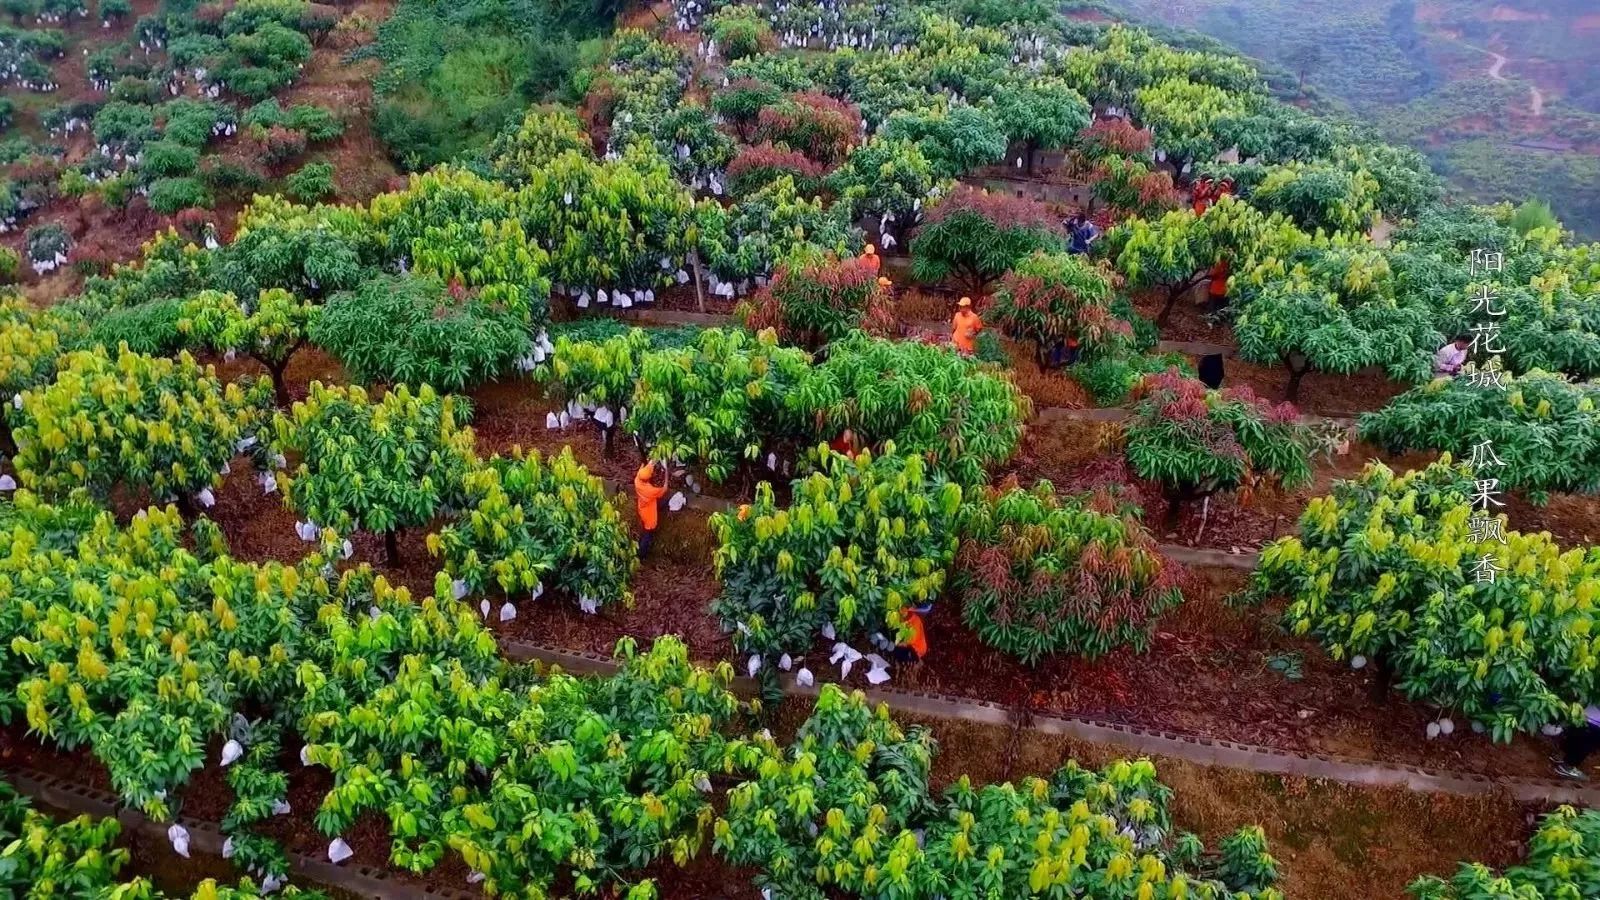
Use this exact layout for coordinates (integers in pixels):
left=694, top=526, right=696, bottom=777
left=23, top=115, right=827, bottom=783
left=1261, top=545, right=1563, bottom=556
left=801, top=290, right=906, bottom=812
left=1198, top=353, right=1225, bottom=389
left=1556, top=705, right=1600, bottom=779
left=1066, top=214, right=1100, bottom=255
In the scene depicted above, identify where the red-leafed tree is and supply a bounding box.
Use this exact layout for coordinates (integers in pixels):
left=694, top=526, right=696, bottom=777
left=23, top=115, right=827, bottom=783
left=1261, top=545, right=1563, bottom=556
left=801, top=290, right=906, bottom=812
left=741, top=251, right=893, bottom=351
left=1089, top=156, right=1185, bottom=219
left=1077, top=118, right=1155, bottom=162
left=1119, top=370, right=1313, bottom=531
left=753, top=92, right=863, bottom=166
left=910, top=185, right=1066, bottom=296
left=991, top=251, right=1132, bottom=365
left=727, top=142, right=827, bottom=196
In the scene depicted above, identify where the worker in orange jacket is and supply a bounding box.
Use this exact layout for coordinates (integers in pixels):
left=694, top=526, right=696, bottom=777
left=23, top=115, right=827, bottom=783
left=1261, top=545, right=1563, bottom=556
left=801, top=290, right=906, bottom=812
left=860, top=243, right=881, bottom=276
left=893, top=604, right=931, bottom=663
left=1207, top=255, right=1231, bottom=312
left=951, top=296, right=982, bottom=355
left=633, top=461, right=669, bottom=557
left=1192, top=177, right=1214, bottom=216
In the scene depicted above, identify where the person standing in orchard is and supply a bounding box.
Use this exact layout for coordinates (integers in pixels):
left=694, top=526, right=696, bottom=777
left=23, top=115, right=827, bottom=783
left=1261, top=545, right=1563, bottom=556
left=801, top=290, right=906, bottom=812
left=1555, top=705, right=1600, bottom=779
left=860, top=243, right=881, bottom=276
left=633, top=461, right=669, bottom=558
left=1206, top=254, right=1231, bottom=313
left=951, top=296, right=983, bottom=355
left=894, top=603, right=932, bottom=664
left=1433, top=334, right=1472, bottom=376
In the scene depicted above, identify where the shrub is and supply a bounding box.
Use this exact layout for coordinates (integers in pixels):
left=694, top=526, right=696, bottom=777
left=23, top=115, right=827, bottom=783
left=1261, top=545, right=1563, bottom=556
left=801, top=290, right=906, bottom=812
left=955, top=481, right=1181, bottom=664
left=146, top=176, right=212, bottom=214
left=10, top=347, right=270, bottom=504
left=286, top=160, right=335, bottom=202
left=741, top=252, right=893, bottom=351
left=429, top=447, right=637, bottom=613
left=910, top=185, right=1065, bottom=296
left=1120, top=370, right=1313, bottom=530
left=1247, top=460, right=1600, bottom=742
left=274, top=381, right=475, bottom=564
left=710, top=447, right=963, bottom=662
left=793, top=332, right=1032, bottom=487
left=311, top=274, right=531, bottom=393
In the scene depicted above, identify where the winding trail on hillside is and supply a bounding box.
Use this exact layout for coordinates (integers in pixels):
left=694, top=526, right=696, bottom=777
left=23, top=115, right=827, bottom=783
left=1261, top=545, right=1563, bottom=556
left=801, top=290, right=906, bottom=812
left=1475, top=42, right=1543, bottom=118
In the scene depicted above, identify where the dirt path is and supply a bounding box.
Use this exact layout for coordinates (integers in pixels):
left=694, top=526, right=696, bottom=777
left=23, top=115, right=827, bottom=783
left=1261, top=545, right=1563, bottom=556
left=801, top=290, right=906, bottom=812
left=1475, top=42, right=1543, bottom=117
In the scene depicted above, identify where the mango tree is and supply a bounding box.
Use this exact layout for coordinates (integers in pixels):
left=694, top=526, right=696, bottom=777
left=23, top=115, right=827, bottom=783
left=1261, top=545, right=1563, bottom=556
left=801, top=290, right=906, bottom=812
left=274, top=382, right=476, bottom=564
left=1109, top=195, right=1268, bottom=325
left=9, top=347, right=270, bottom=509
left=1120, top=370, right=1313, bottom=531
left=180, top=288, right=317, bottom=405
left=910, top=184, right=1065, bottom=296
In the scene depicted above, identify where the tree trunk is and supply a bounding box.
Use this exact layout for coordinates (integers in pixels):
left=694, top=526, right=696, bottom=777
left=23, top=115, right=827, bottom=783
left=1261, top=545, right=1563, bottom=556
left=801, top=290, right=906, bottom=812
left=267, top=361, right=291, bottom=407
left=1162, top=485, right=1190, bottom=534
left=1025, top=140, right=1037, bottom=176
left=602, top=425, right=615, bottom=458
left=384, top=529, right=401, bottom=567
left=690, top=249, right=706, bottom=313
left=1283, top=352, right=1310, bottom=403
left=1156, top=278, right=1196, bottom=327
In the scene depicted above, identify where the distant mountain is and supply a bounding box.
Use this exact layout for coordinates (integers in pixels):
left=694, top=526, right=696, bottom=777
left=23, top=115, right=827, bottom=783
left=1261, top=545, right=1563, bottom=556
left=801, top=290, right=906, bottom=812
left=1099, top=0, right=1600, bottom=238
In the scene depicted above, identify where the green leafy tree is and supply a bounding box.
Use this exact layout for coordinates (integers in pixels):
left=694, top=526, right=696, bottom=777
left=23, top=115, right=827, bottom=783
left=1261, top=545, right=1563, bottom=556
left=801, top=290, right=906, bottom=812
left=1249, top=160, right=1379, bottom=235
left=312, top=274, right=531, bottom=393
left=828, top=136, right=939, bottom=243
left=1109, top=195, right=1269, bottom=325
left=710, top=447, right=963, bottom=662
left=1119, top=370, right=1313, bottom=530
left=882, top=105, right=1008, bottom=179
left=792, top=333, right=1032, bottom=487
left=286, top=161, right=336, bottom=203
left=989, top=80, right=1090, bottom=174
left=1409, top=806, right=1600, bottom=900
left=706, top=5, right=773, bottom=60
left=716, top=685, right=1285, bottom=899
left=275, top=382, right=476, bottom=564
left=1247, top=460, right=1600, bottom=742
left=1358, top=370, right=1600, bottom=502
left=430, top=447, right=637, bottom=613
left=626, top=328, right=811, bottom=483
left=910, top=185, right=1065, bottom=296
left=1234, top=236, right=1441, bottom=401
left=180, top=288, right=318, bottom=406
left=10, top=348, right=269, bottom=507
left=486, top=105, right=591, bottom=182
